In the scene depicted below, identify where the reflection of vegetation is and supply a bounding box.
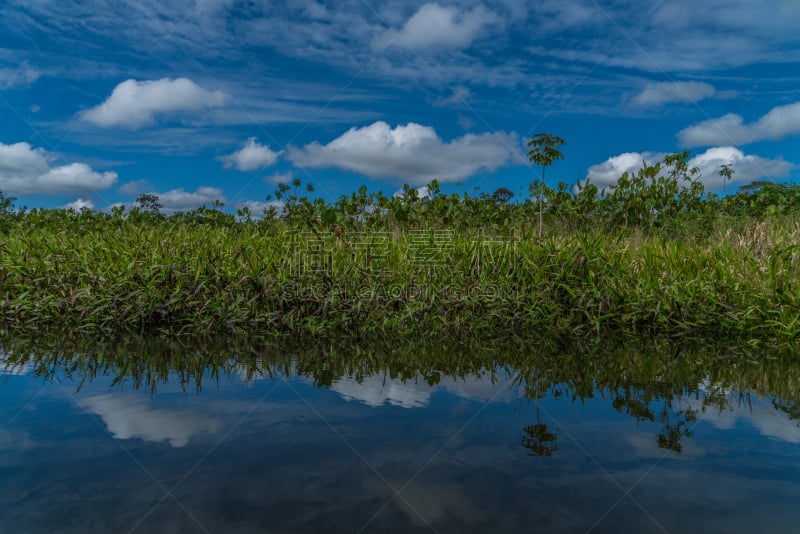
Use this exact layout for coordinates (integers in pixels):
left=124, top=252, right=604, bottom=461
left=521, top=422, right=559, bottom=457
left=2, top=333, right=800, bottom=454
left=658, top=420, right=692, bottom=453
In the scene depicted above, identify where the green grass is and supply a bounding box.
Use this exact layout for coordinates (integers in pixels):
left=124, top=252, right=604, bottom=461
left=1, top=211, right=799, bottom=341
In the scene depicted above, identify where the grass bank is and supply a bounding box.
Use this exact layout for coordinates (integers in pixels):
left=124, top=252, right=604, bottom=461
left=1, top=213, right=798, bottom=340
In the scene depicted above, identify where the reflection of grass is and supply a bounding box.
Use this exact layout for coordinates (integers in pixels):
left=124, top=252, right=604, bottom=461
left=1, top=212, right=799, bottom=339
left=3, top=334, right=799, bottom=454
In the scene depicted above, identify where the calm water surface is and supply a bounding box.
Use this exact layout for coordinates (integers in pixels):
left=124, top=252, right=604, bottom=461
left=1, top=338, right=800, bottom=533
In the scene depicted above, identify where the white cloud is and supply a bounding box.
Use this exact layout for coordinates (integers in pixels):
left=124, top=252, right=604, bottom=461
left=263, top=171, right=296, bottom=185
left=678, top=102, right=800, bottom=147
left=393, top=185, right=431, bottom=199
left=120, top=186, right=226, bottom=214
left=234, top=199, right=284, bottom=219
left=689, top=146, right=795, bottom=190
left=219, top=137, right=281, bottom=171
left=82, top=77, right=227, bottom=129
left=585, top=147, right=795, bottom=192
left=61, top=198, right=94, bottom=210
left=289, top=121, right=522, bottom=185
left=0, top=141, right=117, bottom=196
left=80, top=394, right=221, bottom=448
left=584, top=151, right=667, bottom=190
left=373, top=3, right=502, bottom=51
left=0, top=62, right=40, bottom=89
left=629, top=81, right=715, bottom=108
left=150, top=186, right=226, bottom=213
left=433, top=86, right=471, bottom=107
left=117, top=179, right=151, bottom=195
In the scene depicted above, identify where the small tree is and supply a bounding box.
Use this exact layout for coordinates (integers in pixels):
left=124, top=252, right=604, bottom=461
left=135, top=194, right=164, bottom=218
left=719, top=164, right=734, bottom=196
left=0, top=190, right=16, bottom=215
left=527, top=133, right=566, bottom=239
left=492, top=187, right=514, bottom=204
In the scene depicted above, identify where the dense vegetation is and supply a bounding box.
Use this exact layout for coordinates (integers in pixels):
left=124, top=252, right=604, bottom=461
left=1, top=149, right=799, bottom=340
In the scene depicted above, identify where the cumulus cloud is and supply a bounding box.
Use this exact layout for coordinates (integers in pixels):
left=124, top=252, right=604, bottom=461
left=289, top=121, right=521, bottom=185
left=585, top=147, right=795, bottom=192
left=0, top=62, right=41, bottom=89
left=82, top=77, right=227, bottom=129
left=120, top=186, right=226, bottom=214
left=150, top=186, right=226, bottom=213
left=585, top=151, right=668, bottom=190
left=234, top=199, right=285, bottom=219
left=219, top=137, right=281, bottom=171
left=629, top=81, right=715, bottom=108
left=0, top=141, right=117, bottom=196
left=689, top=146, right=795, bottom=190
left=117, top=179, right=151, bottom=195
left=373, top=3, right=502, bottom=51
left=61, top=198, right=94, bottom=210
left=678, top=102, right=800, bottom=147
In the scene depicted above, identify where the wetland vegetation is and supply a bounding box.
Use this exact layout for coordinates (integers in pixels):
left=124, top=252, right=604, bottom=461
left=1, top=148, right=800, bottom=341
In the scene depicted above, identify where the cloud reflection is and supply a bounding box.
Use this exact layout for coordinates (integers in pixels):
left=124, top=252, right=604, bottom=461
left=330, top=372, right=513, bottom=409
left=79, top=394, right=221, bottom=447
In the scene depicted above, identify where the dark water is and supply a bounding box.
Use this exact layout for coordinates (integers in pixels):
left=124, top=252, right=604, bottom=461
left=1, top=337, right=800, bottom=533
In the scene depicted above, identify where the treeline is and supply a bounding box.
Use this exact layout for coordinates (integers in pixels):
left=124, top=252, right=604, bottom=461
left=1, top=151, right=800, bottom=236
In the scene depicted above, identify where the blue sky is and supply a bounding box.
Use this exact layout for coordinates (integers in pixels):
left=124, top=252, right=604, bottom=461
left=1, top=0, right=800, bottom=213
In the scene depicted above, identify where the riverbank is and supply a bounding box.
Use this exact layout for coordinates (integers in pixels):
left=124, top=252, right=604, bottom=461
left=1, top=213, right=798, bottom=340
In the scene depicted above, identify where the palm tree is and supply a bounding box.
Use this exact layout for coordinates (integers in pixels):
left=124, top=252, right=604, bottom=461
left=719, top=164, right=734, bottom=196
left=527, top=133, right=566, bottom=239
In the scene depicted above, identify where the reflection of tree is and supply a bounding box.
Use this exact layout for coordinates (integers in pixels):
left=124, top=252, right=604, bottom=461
left=771, top=398, right=800, bottom=423
left=608, top=387, right=701, bottom=453
left=521, top=420, right=559, bottom=457
left=612, top=388, right=655, bottom=422
left=520, top=381, right=559, bottom=457
left=657, top=420, right=691, bottom=453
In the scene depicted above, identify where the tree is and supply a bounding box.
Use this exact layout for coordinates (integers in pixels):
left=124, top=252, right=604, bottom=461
left=135, top=194, right=163, bottom=217
left=0, top=191, right=16, bottom=215
left=527, top=133, right=566, bottom=239
left=492, top=187, right=514, bottom=204
left=521, top=422, right=559, bottom=457
left=719, top=164, right=734, bottom=196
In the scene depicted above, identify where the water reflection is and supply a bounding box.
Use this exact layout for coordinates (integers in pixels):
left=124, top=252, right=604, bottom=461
left=1, top=335, right=800, bottom=532
left=78, top=394, right=222, bottom=447
left=3, top=336, right=800, bottom=454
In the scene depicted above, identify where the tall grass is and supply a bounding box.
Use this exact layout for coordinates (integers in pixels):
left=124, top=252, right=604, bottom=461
left=2, top=154, right=800, bottom=340
left=1, top=208, right=798, bottom=340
